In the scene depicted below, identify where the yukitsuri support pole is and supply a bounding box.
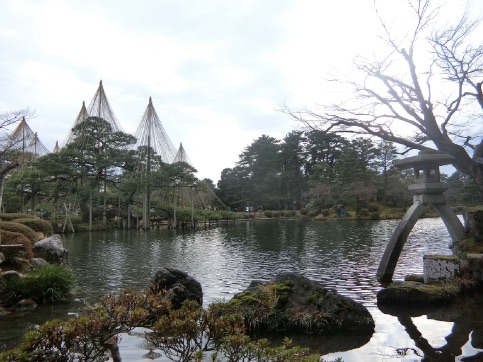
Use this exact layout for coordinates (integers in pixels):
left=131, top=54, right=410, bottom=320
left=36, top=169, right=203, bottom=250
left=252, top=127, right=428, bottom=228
left=128, top=203, right=132, bottom=229
left=191, top=187, right=195, bottom=228
left=89, top=191, right=93, bottom=232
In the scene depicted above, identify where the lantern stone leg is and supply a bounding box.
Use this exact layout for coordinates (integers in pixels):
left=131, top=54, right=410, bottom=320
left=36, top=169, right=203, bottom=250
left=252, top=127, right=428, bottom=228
left=376, top=151, right=466, bottom=283
left=433, top=202, right=466, bottom=242
left=377, top=200, right=426, bottom=282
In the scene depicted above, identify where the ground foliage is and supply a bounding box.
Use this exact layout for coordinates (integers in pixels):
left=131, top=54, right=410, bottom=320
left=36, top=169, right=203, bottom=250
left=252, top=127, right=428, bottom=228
left=0, top=264, right=75, bottom=306
left=0, top=288, right=343, bottom=362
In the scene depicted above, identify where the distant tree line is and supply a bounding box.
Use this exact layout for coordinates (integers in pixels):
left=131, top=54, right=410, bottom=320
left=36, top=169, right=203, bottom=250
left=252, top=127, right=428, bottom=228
left=0, top=115, right=478, bottom=222
left=215, top=130, right=478, bottom=213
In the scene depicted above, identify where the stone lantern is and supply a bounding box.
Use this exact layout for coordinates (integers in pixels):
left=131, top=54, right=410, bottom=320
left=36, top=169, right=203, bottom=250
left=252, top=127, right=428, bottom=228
left=377, top=150, right=466, bottom=282
left=397, top=150, right=455, bottom=195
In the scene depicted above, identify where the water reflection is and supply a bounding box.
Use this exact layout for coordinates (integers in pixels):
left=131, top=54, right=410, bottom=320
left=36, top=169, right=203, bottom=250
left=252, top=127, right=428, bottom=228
left=377, top=291, right=483, bottom=361
left=2, top=217, right=481, bottom=361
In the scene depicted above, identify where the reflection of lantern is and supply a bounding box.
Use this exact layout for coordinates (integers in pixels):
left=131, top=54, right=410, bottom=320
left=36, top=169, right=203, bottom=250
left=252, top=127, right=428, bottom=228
left=377, top=150, right=466, bottom=283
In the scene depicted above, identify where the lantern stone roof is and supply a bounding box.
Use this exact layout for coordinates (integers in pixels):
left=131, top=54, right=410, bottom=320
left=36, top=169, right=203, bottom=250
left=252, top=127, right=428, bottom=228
left=395, top=150, right=455, bottom=169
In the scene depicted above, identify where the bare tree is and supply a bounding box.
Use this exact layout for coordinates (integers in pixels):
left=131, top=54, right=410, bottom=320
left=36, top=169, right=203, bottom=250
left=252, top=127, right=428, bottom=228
left=284, top=0, right=483, bottom=194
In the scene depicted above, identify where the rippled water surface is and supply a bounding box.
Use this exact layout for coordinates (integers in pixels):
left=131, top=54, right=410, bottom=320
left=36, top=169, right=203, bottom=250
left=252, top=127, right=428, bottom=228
left=2, top=217, right=483, bottom=361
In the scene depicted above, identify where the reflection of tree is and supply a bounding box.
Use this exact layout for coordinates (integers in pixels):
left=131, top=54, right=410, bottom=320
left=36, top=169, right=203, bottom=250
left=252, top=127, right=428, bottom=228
left=382, top=293, right=483, bottom=361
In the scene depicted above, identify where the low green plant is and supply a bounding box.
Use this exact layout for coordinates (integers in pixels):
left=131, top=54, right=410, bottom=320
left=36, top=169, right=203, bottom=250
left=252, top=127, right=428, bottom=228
left=0, top=213, right=34, bottom=221
left=0, top=289, right=170, bottom=362
left=368, top=204, right=379, bottom=212
left=0, top=230, right=33, bottom=261
left=306, top=209, right=320, bottom=218
left=0, top=288, right=342, bottom=362
left=264, top=210, right=274, bottom=218
left=0, top=221, right=38, bottom=243
left=0, top=264, right=75, bottom=305
left=13, top=218, right=53, bottom=237
left=370, top=212, right=380, bottom=220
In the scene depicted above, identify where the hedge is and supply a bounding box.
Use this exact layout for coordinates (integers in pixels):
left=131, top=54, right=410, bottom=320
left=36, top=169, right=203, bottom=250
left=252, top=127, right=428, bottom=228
left=0, top=230, right=33, bottom=260
left=0, top=213, right=34, bottom=221
left=0, top=221, right=38, bottom=243
left=13, top=218, right=53, bottom=236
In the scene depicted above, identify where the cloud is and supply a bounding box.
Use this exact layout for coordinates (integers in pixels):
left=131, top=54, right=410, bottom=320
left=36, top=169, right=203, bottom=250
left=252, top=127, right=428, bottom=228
left=1, top=0, right=481, bottom=182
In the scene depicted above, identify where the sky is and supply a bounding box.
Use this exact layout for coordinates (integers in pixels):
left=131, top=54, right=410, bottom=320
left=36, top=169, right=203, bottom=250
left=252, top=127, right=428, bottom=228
left=0, top=0, right=481, bottom=182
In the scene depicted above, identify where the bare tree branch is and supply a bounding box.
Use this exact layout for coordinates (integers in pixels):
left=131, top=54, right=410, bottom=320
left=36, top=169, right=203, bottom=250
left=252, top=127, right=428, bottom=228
left=282, top=0, right=483, bottom=192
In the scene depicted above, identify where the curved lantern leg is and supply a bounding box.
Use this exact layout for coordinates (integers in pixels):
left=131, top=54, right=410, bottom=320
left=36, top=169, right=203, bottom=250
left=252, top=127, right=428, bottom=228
left=377, top=201, right=426, bottom=282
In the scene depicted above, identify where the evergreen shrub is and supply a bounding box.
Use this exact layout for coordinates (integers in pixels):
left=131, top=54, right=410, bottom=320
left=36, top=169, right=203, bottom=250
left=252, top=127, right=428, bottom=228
left=0, top=213, right=34, bottom=221
left=0, top=230, right=33, bottom=260
left=368, top=204, right=379, bottom=212
left=0, top=221, right=38, bottom=243
left=307, top=209, right=320, bottom=218
left=264, top=210, right=273, bottom=218
left=13, top=218, right=54, bottom=236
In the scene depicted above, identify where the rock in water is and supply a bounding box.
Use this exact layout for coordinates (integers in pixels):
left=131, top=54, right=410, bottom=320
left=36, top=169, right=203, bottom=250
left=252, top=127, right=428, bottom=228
left=149, top=268, right=203, bottom=308
left=231, top=272, right=374, bottom=333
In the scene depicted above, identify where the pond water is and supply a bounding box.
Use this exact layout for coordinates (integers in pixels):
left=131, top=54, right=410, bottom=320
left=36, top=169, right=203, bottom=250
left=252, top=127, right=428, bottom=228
left=1, top=217, right=483, bottom=361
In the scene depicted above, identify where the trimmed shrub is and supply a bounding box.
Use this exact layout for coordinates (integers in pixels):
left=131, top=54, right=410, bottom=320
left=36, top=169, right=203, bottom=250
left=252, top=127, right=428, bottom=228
left=307, top=209, right=320, bottom=218
left=0, top=264, right=75, bottom=305
left=0, top=213, right=34, bottom=221
left=264, top=210, right=274, bottom=218
left=300, top=208, right=308, bottom=216
left=0, top=221, right=38, bottom=243
left=0, top=230, right=33, bottom=260
left=368, top=204, right=379, bottom=212
left=321, top=209, right=330, bottom=217
left=13, top=218, right=54, bottom=237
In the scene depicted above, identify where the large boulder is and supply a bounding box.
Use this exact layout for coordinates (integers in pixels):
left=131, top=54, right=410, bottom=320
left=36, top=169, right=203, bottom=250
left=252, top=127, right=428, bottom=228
left=230, top=272, right=374, bottom=333
left=149, top=268, right=203, bottom=308
left=32, top=234, right=68, bottom=264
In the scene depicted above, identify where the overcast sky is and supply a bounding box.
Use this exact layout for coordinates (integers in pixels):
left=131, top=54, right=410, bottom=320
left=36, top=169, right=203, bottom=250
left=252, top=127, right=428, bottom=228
left=0, top=0, right=481, bottom=182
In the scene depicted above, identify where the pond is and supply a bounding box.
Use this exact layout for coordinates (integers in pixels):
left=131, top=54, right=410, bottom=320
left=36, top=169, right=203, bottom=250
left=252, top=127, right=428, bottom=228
left=1, top=217, right=483, bottom=361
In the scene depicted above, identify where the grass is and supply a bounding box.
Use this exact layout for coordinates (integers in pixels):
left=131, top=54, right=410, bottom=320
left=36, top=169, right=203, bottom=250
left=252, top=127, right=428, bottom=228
left=0, top=264, right=75, bottom=305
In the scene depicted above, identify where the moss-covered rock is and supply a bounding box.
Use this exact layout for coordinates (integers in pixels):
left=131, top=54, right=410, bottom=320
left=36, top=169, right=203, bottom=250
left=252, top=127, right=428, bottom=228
left=230, top=272, right=374, bottom=334
left=377, top=281, right=461, bottom=306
